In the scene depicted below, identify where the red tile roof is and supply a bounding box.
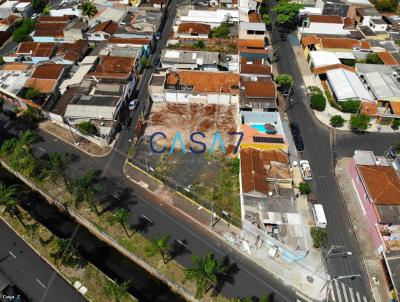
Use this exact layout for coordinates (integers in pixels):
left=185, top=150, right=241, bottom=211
left=377, top=51, right=398, bottom=65
left=313, top=64, right=355, bottom=75
left=360, top=101, right=378, bottom=116
left=16, top=42, right=56, bottom=57
left=35, top=22, right=66, bottom=30
left=320, top=38, right=367, bottom=49
left=0, top=14, right=20, bottom=26
left=309, top=15, right=343, bottom=24
left=248, top=12, right=261, bottom=23
left=38, top=16, right=69, bottom=22
left=25, top=78, right=57, bottom=94
left=301, top=35, right=319, bottom=46
left=243, top=80, right=276, bottom=98
left=165, top=70, right=239, bottom=94
left=240, top=58, right=272, bottom=75
left=87, top=56, right=135, bottom=80
left=31, top=63, right=64, bottom=80
left=358, top=165, right=400, bottom=205
left=93, top=21, right=118, bottom=35
left=238, top=39, right=265, bottom=48
left=240, top=148, right=289, bottom=194
left=33, top=30, right=64, bottom=37
left=177, top=23, right=211, bottom=35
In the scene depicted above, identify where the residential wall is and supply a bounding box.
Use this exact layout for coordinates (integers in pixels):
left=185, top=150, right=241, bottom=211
left=164, top=91, right=238, bottom=105
left=348, top=159, right=382, bottom=250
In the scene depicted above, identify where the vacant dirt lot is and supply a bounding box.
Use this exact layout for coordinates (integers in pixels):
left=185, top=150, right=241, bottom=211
left=144, top=103, right=239, bottom=151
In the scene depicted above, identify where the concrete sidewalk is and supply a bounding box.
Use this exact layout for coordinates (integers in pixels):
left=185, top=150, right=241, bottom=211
left=335, top=158, right=391, bottom=302
left=292, top=46, right=399, bottom=134
left=39, top=121, right=113, bottom=157
left=124, top=160, right=329, bottom=301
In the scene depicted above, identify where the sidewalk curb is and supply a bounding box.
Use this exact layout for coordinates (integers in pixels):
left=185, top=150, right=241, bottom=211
left=333, top=159, right=376, bottom=301
left=0, top=217, right=89, bottom=301
left=39, top=123, right=114, bottom=158
left=124, top=162, right=325, bottom=302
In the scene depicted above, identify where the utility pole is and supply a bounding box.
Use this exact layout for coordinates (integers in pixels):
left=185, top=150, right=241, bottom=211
left=325, top=245, right=352, bottom=261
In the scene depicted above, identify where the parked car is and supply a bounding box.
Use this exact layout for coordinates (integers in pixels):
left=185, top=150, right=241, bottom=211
left=0, top=271, right=28, bottom=302
left=280, top=33, right=287, bottom=41
left=128, top=99, right=139, bottom=111
left=299, top=159, right=312, bottom=180
left=294, top=134, right=304, bottom=151
left=290, top=122, right=300, bottom=136
left=155, top=32, right=161, bottom=40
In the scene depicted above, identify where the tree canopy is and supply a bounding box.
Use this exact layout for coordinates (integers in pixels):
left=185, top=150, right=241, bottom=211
left=12, top=19, right=35, bottom=43
left=272, top=1, right=304, bottom=26
left=350, top=114, right=370, bottom=132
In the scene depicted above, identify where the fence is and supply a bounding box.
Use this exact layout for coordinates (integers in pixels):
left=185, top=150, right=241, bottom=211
left=131, top=155, right=243, bottom=228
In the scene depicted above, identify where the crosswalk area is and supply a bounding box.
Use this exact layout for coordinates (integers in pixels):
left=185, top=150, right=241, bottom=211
left=330, top=280, right=369, bottom=302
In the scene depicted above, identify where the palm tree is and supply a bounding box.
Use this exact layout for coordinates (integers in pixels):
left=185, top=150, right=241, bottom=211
left=70, top=170, right=100, bottom=213
left=80, top=0, right=97, bottom=18
left=50, top=238, right=80, bottom=267
left=145, top=234, right=171, bottom=264
left=184, top=253, right=227, bottom=299
left=47, top=152, right=69, bottom=184
left=108, top=208, right=132, bottom=238
left=18, top=129, right=39, bottom=150
left=0, top=183, right=26, bottom=229
left=102, top=279, right=130, bottom=302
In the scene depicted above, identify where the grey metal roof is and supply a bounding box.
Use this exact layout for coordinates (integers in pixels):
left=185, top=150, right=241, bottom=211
left=161, top=49, right=219, bottom=65
left=240, top=22, right=266, bottom=31
left=322, top=1, right=349, bottom=17
left=363, top=72, right=400, bottom=99
left=356, top=63, right=394, bottom=74
left=379, top=41, right=398, bottom=52
left=356, top=7, right=380, bottom=16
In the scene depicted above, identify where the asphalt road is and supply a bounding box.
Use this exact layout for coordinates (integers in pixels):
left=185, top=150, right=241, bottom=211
left=270, top=10, right=400, bottom=299
left=0, top=219, right=86, bottom=302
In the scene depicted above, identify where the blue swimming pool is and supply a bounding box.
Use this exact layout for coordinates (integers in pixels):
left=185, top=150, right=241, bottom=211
left=250, top=124, right=266, bottom=132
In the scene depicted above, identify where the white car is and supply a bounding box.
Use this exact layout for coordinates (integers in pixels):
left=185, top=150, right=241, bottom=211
left=299, top=160, right=312, bottom=181
left=128, top=99, right=139, bottom=111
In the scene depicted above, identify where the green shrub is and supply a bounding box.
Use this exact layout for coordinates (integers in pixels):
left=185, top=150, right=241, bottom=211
left=310, top=227, right=328, bottom=248
left=375, top=0, right=396, bottom=12
left=307, top=86, right=322, bottom=95
left=340, top=100, right=360, bottom=113
left=210, top=22, right=230, bottom=38
left=0, top=138, right=18, bottom=156
left=330, top=115, right=345, bottom=128
left=350, top=114, right=371, bottom=132
left=299, top=182, right=311, bottom=195
left=366, top=53, right=383, bottom=64
left=12, top=19, right=35, bottom=43
left=76, top=121, right=98, bottom=136
left=391, top=119, right=400, bottom=130
left=276, top=74, right=293, bottom=91
left=24, top=87, right=41, bottom=99
left=310, top=93, right=326, bottom=111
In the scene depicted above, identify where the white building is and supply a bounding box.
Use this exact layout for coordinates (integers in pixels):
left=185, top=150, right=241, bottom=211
left=179, top=9, right=239, bottom=28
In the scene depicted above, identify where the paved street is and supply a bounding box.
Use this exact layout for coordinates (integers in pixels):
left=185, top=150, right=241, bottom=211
left=269, top=7, right=399, bottom=299
left=0, top=219, right=86, bottom=302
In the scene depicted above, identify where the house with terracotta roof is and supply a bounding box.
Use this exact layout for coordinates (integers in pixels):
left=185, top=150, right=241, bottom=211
left=349, top=150, right=400, bottom=299
left=87, top=20, right=118, bottom=41
left=107, top=37, right=152, bottom=57
left=31, top=16, right=86, bottom=43
left=162, top=70, right=240, bottom=104
left=53, top=40, right=89, bottom=65
left=21, top=63, right=66, bottom=109
left=240, top=79, right=277, bottom=111
left=176, top=23, right=211, bottom=39
left=0, top=14, right=20, bottom=47
left=240, top=57, right=272, bottom=79
left=4, top=42, right=57, bottom=64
